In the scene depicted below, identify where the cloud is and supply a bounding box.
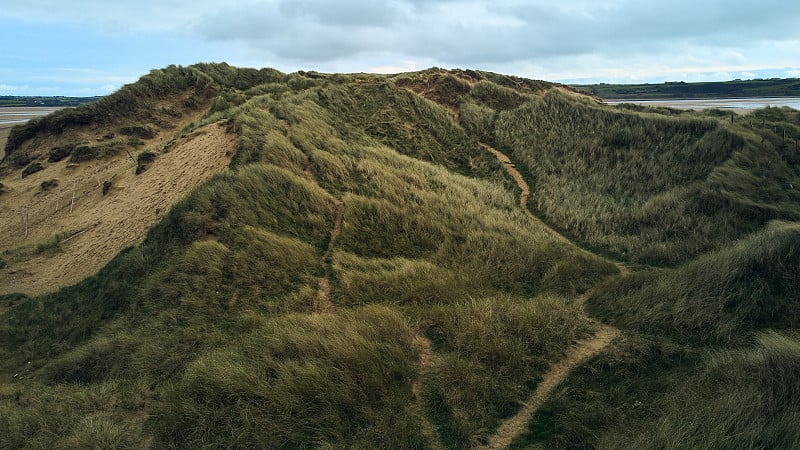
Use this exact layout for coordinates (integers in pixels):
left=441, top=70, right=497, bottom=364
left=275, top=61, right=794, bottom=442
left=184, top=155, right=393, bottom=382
left=369, top=60, right=422, bottom=74
left=0, top=84, right=30, bottom=94
left=188, top=0, right=800, bottom=68
left=1, top=0, right=799, bottom=92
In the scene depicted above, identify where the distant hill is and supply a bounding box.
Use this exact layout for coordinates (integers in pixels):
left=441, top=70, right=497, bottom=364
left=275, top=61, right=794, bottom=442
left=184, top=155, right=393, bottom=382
left=573, top=77, right=800, bottom=99
left=0, top=96, right=102, bottom=107
left=1, top=63, right=799, bottom=449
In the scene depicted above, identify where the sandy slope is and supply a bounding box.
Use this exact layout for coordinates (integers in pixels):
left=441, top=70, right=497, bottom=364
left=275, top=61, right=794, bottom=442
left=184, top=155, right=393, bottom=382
left=0, top=122, right=235, bottom=296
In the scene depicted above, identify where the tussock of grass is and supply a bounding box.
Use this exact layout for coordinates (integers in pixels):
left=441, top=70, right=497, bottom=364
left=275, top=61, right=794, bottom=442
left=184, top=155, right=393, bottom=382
left=0, top=380, right=149, bottom=449
left=151, top=305, right=432, bottom=449
left=600, top=332, right=800, bottom=449
left=590, top=221, right=800, bottom=344
left=418, top=296, right=594, bottom=447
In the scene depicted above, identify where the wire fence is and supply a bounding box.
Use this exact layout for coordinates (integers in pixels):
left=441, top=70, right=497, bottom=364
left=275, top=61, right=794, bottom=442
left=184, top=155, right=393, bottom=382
left=11, top=157, right=136, bottom=241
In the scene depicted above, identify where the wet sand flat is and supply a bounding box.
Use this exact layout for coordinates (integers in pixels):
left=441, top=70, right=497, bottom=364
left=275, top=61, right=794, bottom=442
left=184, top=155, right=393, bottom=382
left=0, top=107, right=62, bottom=159
left=605, top=97, right=800, bottom=113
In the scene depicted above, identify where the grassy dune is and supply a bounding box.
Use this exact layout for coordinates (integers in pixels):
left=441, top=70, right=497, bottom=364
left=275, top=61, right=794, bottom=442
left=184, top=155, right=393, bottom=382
left=1, top=64, right=799, bottom=448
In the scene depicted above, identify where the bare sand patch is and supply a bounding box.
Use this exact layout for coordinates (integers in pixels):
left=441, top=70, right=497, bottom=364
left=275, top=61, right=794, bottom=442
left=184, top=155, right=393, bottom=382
left=0, top=122, right=235, bottom=296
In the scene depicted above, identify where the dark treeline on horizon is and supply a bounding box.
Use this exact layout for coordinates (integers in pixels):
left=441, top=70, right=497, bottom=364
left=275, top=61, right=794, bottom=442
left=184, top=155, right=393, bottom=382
left=0, top=96, right=102, bottom=107
left=573, top=77, right=800, bottom=100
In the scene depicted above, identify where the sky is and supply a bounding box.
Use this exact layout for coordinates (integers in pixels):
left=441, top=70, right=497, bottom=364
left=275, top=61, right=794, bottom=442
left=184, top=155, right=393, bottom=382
left=1, top=0, right=799, bottom=96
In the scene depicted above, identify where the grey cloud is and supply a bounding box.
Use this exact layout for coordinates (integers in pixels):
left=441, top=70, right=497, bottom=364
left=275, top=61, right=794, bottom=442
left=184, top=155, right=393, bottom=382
left=193, top=0, right=799, bottom=67
left=14, top=0, right=787, bottom=72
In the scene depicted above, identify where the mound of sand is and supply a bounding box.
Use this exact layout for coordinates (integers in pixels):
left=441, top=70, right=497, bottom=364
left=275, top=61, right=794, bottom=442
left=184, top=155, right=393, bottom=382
left=0, top=122, right=235, bottom=297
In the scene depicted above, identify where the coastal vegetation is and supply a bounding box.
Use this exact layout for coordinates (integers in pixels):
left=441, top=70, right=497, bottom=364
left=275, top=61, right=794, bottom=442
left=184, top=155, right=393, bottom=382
left=1, top=63, right=799, bottom=448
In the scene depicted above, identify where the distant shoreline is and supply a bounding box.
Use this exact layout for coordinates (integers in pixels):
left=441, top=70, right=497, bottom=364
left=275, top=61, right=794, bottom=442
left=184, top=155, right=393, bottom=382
left=603, top=97, right=800, bottom=112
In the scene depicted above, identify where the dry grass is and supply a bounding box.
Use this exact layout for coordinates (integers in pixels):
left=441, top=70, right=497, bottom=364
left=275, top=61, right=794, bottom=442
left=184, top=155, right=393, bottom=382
left=1, top=64, right=798, bottom=449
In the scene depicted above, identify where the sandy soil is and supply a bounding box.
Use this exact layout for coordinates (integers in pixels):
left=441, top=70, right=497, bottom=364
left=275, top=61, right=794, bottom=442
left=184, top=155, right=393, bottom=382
left=0, top=122, right=235, bottom=296
left=604, top=97, right=800, bottom=113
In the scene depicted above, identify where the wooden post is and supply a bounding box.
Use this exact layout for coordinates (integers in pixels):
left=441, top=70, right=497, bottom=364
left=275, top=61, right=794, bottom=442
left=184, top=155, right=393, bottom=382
left=731, top=112, right=734, bottom=124
left=24, top=208, right=28, bottom=239
left=70, top=191, right=75, bottom=213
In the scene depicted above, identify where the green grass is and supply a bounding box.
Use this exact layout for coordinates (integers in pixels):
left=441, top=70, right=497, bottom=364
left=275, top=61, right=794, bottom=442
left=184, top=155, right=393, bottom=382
left=507, top=333, right=701, bottom=450
left=589, top=220, right=800, bottom=345
left=417, top=295, right=593, bottom=448
left=494, top=89, right=800, bottom=265
left=1, top=64, right=799, bottom=448
left=600, top=331, right=800, bottom=449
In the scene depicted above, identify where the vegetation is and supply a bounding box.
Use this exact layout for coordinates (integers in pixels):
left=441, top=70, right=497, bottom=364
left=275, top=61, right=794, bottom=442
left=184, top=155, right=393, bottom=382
left=1, top=64, right=799, bottom=448
left=495, top=90, right=800, bottom=265
left=135, top=151, right=157, bottom=174
left=21, top=162, right=43, bottom=178
left=573, top=77, right=800, bottom=99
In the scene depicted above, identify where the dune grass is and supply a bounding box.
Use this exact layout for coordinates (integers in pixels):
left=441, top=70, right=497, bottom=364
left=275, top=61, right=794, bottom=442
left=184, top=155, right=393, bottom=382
left=2, top=64, right=800, bottom=448
left=600, top=331, right=800, bottom=449
left=0, top=65, right=620, bottom=448
left=493, top=90, right=800, bottom=265
left=589, top=220, right=800, bottom=345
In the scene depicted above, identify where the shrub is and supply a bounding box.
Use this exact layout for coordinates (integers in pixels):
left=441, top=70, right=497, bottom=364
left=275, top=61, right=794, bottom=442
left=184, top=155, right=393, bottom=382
left=41, top=179, right=58, bottom=191
left=70, top=146, right=98, bottom=163
left=9, top=151, right=31, bottom=168
left=135, top=151, right=156, bottom=174
left=119, top=125, right=155, bottom=139
left=21, top=162, right=43, bottom=178
left=48, top=144, right=75, bottom=162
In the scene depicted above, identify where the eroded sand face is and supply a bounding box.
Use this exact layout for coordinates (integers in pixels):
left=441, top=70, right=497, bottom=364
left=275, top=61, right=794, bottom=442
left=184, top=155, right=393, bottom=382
left=0, top=122, right=235, bottom=296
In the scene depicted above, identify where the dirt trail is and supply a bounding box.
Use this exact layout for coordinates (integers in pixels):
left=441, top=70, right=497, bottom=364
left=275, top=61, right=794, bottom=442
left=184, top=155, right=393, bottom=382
left=411, top=333, right=434, bottom=401
left=479, top=143, right=629, bottom=276
left=480, top=143, right=529, bottom=209
left=315, top=201, right=343, bottom=313
left=476, top=325, right=620, bottom=450
left=0, top=122, right=235, bottom=296
left=476, top=142, right=625, bottom=449
left=412, top=332, right=444, bottom=450
left=294, top=125, right=344, bottom=313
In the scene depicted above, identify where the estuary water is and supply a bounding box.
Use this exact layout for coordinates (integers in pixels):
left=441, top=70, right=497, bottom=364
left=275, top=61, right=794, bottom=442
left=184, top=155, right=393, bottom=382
left=0, top=107, right=62, bottom=128
left=605, top=97, right=800, bottom=112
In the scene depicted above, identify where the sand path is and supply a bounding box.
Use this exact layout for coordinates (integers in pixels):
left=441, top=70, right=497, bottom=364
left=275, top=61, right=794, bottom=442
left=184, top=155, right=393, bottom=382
left=479, top=143, right=628, bottom=275
left=475, top=142, right=624, bottom=449
left=475, top=324, right=620, bottom=450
